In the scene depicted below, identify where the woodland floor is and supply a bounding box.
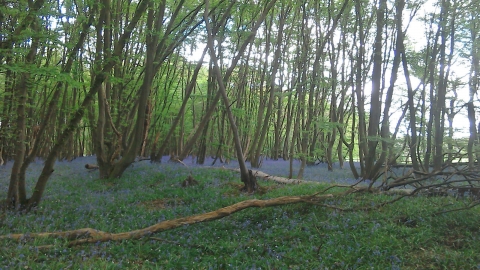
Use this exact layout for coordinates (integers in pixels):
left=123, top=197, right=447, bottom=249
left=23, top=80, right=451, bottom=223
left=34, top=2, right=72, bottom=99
left=1, top=156, right=480, bottom=269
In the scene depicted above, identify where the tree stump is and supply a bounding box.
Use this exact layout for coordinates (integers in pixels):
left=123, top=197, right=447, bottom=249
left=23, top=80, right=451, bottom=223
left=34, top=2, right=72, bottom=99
left=181, top=175, right=198, bottom=187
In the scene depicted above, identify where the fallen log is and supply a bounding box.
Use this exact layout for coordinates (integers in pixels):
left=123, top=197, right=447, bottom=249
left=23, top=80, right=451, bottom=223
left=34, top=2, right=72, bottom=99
left=84, top=164, right=99, bottom=170
left=227, top=168, right=419, bottom=197
left=229, top=168, right=312, bottom=184
left=1, top=194, right=334, bottom=247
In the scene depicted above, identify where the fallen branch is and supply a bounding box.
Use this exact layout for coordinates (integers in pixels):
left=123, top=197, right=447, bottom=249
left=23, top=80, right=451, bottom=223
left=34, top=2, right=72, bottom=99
left=231, top=168, right=415, bottom=197
left=229, top=168, right=313, bottom=184
left=84, top=164, right=99, bottom=170
left=1, top=194, right=334, bottom=247
left=169, top=157, right=187, bottom=167
left=433, top=200, right=480, bottom=215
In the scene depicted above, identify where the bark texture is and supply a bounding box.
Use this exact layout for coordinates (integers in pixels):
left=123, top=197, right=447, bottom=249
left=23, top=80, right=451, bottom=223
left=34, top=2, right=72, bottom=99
left=1, top=194, right=334, bottom=247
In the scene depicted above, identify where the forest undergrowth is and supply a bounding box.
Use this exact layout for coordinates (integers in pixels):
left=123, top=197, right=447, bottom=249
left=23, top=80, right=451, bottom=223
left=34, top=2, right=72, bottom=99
left=1, top=157, right=480, bottom=269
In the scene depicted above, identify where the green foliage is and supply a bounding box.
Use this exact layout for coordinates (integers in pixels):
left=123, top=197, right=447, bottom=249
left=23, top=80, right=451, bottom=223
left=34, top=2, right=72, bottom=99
left=315, top=119, right=342, bottom=131
left=231, top=107, right=246, bottom=118
left=365, top=135, right=397, bottom=144
left=2, top=163, right=480, bottom=268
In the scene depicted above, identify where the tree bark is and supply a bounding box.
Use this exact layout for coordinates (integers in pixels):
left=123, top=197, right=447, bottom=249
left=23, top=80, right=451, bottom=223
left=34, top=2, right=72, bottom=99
left=251, top=5, right=288, bottom=168
left=364, top=0, right=386, bottom=181
left=25, top=0, right=151, bottom=210
left=178, top=0, right=277, bottom=161
left=433, top=0, right=450, bottom=170
left=2, top=194, right=334, bottom=247
left=150, top=48, right=207, bottom=162
left=204, top=0, right=278, bottom=191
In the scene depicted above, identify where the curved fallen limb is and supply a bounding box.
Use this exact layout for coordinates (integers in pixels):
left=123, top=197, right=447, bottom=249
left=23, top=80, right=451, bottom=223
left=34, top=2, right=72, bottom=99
left=1, top=194, right=334, bottom=247
left=2, top=228, right=109, bottom=241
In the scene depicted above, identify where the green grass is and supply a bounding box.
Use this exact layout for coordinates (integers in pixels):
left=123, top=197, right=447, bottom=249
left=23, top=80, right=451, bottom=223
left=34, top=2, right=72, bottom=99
left=1, top=162, right=480, bottom=269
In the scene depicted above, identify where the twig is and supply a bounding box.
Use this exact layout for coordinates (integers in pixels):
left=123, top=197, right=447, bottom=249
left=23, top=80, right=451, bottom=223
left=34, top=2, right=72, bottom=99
left=433, top=200, right=480, bottom=215
left=170, top=157, right=187, bottom=167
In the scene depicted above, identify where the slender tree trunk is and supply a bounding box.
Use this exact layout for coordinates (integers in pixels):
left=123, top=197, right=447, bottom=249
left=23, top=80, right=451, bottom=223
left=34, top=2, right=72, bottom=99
left=204, top=0, right=280, bottom=191
left=468, top=8, right=479, bottom=167
left=423, top=18, right=440, bottom=170
left=403, top=45, right=421, bottom=172
left=7, top=43, right=37, bottom=208
left=5, top=6, right=96, bottom=210
left=282, top=82, right=294, bottom=160
left=108, top=1, right=161, bottom=178
left=371, top=0, right=404, bottom=178
left=197, top=64, right=217, bottom=165
left=364, top=0, right=386, bottom=181
left=272, top=85, right=283, bottom=160
left=326, top=32, right=339, bottom=171
left=152, top=48, right=207, bottom=161
left=178, top=0, right=277, bottom=161
left=432, top=0, right=454, bottom=170
left=251, top=5, right=288, bottom=168
left=249, top=25, right=270, bottom=167
left=26, top=0, right=150, bottom=210
left=354, top=0, right=367, bottom=177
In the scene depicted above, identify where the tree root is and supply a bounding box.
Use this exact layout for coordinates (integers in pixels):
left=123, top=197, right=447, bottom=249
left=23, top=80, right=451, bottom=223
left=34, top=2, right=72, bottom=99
left=0, top=194, right=334, bottom=247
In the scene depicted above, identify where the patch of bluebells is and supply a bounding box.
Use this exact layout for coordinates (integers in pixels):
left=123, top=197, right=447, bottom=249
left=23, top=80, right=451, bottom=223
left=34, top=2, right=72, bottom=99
left=0, top=155, right=362, bottom=195
left=2, top=155, right=472, bottom=268
left=186, top=155, right=361, bottom=184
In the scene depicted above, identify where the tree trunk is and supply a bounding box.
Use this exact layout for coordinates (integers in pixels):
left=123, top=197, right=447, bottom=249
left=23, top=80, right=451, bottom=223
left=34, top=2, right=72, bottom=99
left=7, top=19, right=43, bottom=209
left=151, top=48, right=207, bottom=161
left=364, top=0, right=386, bottom=181
left=204, top=0, right=278, bottom=191
left=25, top=0, right=150, bottom=210
left=433, top=0, right=451, bottom=170
left=468, top=10, right=479, bottom=167
left=251, top=5, right=288, bottom=167
left=178, top=0, right=277, bottom=161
